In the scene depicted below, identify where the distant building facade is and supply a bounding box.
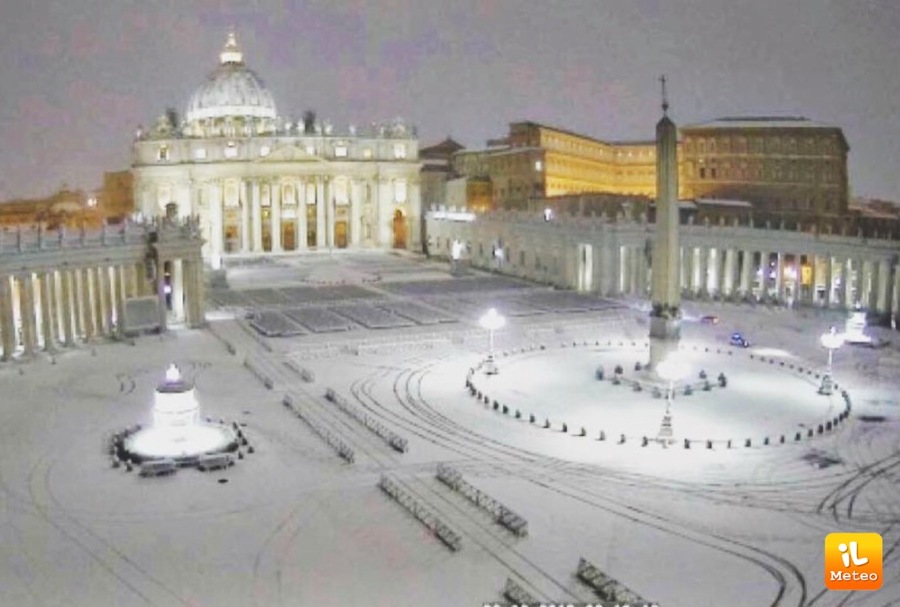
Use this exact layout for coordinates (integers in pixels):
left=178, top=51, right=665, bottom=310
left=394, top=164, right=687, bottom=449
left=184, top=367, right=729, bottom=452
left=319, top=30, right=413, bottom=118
left=132, top=33, right=422, bottom=268
left=679, top=117, right=849, bottom=216
left=443, top=118, right=852, bottom=219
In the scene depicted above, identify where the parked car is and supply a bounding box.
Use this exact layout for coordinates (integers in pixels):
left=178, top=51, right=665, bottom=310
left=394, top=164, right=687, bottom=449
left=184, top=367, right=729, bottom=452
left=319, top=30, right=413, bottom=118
left=729, top=332, right=750, bottom=348
left=700, top=315, right=719, bottom=325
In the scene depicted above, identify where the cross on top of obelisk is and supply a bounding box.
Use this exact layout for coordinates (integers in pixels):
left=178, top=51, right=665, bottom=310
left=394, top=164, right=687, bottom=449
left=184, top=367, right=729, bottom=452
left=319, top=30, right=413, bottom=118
left=660, top=74, right=669, bottom=115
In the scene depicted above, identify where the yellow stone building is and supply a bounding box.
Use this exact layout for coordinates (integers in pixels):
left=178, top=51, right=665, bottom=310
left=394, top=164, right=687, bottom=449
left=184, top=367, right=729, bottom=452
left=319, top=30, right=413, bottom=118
left=449, top=118, right=850, bottom=216
left=680, top=117, right=849, bottom=216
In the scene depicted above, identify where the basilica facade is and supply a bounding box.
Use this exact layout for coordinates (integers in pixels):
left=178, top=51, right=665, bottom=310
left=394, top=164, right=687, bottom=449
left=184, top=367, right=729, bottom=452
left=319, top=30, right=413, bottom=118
left=132, top=33, right=422, bottom=268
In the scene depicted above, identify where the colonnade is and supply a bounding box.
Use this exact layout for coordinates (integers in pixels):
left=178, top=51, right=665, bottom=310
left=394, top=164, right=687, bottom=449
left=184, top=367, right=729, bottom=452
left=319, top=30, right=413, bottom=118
left=0, top=220, right=205, bottom=361
left=426, top=211, right=900, bottom=317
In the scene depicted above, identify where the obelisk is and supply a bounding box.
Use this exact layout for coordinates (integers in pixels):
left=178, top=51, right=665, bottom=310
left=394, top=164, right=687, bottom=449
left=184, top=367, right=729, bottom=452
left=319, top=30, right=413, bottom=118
left=648, top=76, right=681, bottom=366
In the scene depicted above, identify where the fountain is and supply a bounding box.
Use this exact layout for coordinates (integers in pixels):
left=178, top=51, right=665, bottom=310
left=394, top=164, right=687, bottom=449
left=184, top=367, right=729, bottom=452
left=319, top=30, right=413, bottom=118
left=122, top=364, right=239, bottom=464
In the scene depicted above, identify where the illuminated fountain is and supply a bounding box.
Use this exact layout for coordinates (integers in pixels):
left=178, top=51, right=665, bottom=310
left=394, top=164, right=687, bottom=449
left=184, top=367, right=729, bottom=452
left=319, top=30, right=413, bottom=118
left=123, top=364, right=239, bottom=463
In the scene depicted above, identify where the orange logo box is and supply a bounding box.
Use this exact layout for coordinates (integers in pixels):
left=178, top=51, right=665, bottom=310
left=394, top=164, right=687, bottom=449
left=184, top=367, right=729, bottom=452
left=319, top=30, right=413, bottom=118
left=825, top=533, right=882, bottom=591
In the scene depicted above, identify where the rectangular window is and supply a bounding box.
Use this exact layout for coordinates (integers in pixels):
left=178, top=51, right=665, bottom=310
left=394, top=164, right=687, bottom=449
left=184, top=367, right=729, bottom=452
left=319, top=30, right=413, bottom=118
left=194, top=148, right=207, bottom=160
left=699, top=167, right=706, bottom=179
left=363, top=148, right=373, bottom=159
left=334, top=145, right=348, bottom=158
left=157, top=145, right=169, bottom=161
left=393, top=143, right=407, bottom=159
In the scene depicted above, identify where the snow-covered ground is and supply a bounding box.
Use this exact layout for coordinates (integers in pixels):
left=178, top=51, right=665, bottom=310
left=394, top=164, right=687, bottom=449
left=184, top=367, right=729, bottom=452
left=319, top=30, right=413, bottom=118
left=1, top=252, right=898, bottom=606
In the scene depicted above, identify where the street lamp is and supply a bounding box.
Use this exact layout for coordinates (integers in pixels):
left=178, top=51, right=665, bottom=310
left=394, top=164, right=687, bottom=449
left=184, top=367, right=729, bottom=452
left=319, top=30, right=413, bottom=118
left=479, top=308, right=505, bottom=375
left=819, top=326, right=845, bottom=395
left=655, top=356, right=689, bottom=442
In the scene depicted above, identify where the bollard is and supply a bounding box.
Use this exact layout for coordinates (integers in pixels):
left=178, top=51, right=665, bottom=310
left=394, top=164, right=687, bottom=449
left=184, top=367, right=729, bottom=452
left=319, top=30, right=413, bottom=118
left=502, top=405, right=509, bottom=415
left=745, top=438, right=751, bottom=448
left=826, top=421, right=832, bottom=431
left=763, top=436, right=769, bottom=445
left=727, top=439, right=732, bottom=449
left=579, top=427, right=586, bottom=437
left=779, top=435, right=785, bottom=444
left=684, top=439, right=691, bottom=449
left=641, top=436, right=648, bottom=447
left=599, top=430, right=606, bottom=441
left=561, top=423, right=568, bottom=433
left=493, top=401, right=499, bottom=411
left=515, top=410, right=521, bottom=419
left=808, top=428, right=814, bottom=438
left=543, top=419, right=550, bottom=429
left=817, top=424, right=824, bottom=434
left=618, top=433, right=626, bottom=444
left=795, top=432, right=801, bottom=441
left=529, top=414, right=535, bottom=423
left=706, top=440, right=713, bottom=450
left=483, top=395, right=489, bottom=404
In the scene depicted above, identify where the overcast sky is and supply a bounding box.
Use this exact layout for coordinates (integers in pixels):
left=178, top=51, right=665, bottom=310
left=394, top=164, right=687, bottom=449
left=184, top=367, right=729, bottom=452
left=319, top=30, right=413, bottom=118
left=0, top=0, right=898, bottom=202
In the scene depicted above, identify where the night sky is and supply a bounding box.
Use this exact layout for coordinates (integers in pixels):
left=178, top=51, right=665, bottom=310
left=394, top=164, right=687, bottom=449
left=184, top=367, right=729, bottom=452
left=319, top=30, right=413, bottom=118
left=1, top=0, right=898, bottom=202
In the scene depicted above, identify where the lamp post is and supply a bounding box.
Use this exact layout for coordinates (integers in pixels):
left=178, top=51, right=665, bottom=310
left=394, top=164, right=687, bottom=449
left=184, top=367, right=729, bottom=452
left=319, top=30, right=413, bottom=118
left=479, top=308, right=505, bottom=375
left=655, top=357, right=689, bottom=442
left=819, top=326, right=844, bottom=395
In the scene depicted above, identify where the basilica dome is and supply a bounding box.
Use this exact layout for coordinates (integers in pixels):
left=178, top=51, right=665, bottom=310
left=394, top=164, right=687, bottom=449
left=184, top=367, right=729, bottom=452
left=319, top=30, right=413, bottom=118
left=184, top=32, right=277, bottom=130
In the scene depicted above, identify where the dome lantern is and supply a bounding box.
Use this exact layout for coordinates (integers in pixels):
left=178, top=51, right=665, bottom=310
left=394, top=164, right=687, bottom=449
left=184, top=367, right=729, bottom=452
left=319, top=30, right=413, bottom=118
left=219, top=31, right=243, bottom=65
left=183, top=31, right=278, bottom=136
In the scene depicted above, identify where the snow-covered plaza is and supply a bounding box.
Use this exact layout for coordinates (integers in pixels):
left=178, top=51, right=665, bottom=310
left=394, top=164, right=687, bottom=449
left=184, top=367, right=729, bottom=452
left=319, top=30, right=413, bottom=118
left=1, top=251, right=898, bottom=606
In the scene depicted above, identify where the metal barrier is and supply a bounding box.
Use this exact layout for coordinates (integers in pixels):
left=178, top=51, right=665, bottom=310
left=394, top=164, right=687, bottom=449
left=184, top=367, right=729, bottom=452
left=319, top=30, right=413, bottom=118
left=576, top=557, right=654, bottom=605
left=325, top=388, right=408, bottom=453
left=436, top=464, right=528, bottom=536
left=378, top=474, right=461, bottom=551
left=283, top=394, right=355, bottom=463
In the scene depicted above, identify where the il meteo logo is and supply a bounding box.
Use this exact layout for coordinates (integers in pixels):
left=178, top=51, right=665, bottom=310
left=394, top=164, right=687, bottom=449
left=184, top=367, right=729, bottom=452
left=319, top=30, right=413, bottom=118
left=825, top=533, right=882, bottom=591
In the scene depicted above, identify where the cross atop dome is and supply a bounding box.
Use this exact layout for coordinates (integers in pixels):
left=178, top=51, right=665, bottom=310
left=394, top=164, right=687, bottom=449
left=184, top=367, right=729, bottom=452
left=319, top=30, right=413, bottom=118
left=220, top=30, right=244, bottom=65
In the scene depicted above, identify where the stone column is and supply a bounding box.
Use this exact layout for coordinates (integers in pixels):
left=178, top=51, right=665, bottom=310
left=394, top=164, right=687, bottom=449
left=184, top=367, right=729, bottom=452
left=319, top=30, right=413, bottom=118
left=891, top=261, right=900, bottom=320
left=0, top=275, right=14, bottom=360
left=209, top=183, right=224, bottom=268
left=316, top=177, right=326, bottom=248
left=409, top=179, right=421, bottom=251
left=94, top=266, right=107, bottom=335
left=865, top=260, right=878, bottom=311
left=807, top=256, right=818, bottom=306
left=874, top=258, right=890, bottom=314
left=80, top=268, right=95, bottom=340
left=240, top=179, right=250, bottom=253
left=184, top=258, right=205, bottom=328
left=325, top=177, right=335, bottom=248
left=272, top=182, right=283, bottom=252
left=20, top=273, right=37, bottom=356
left=619, top=245, right=630, bottom=295
left=739, top=250, right=753, bottom=297
left=296, top=178, right=307, bottom=251
left=378, top=178, right=392, bottom=248
left=697, top=246, right=709, bottom=296
left=173, top=259, right=185, bottom=321
left=350, top=179, right=362, bottom=247
left=823, top=255, right=833, bottom=307
left=251, top=179, right=262, bottom=252
left=843, top=258, right=854, bottom=309
left=115, top=266, right=126, bottom=336
left=60, top=269, right=75, bottom=346
left=157, top=259, right=168, bottom=332
left=774, top=252, right=785, bottom=301
left=722, top=248, right=736, bottom=297
left=634, top=246, right=643, bottom=294
left=682, top=246, right=694, bottom=294
left=39, top=271, right=54, bottom=351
